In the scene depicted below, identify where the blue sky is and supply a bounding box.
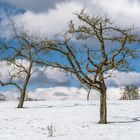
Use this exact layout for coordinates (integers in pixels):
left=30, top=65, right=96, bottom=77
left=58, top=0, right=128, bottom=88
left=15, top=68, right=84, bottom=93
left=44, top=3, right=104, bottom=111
left=0, top=0, right=140, bottom=96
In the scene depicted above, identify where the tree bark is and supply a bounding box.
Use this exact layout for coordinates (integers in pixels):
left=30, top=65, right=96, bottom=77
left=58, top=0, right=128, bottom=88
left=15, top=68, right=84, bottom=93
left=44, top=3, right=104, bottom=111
left=98, top=87, right=107, bottom=124
left=87, top=88, right=91, bottom=101
left=17, top=90, right=26, bottom=108
left=17, top=74, right=31, bottom=108
left=17, top=62, right=32, bottom=108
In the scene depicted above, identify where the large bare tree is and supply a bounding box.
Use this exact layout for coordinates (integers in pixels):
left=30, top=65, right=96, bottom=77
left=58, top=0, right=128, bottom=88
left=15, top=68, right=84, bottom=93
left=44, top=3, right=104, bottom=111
left=43, top=10, right=138, bottom=124
left=0, top=21, right=45, bottom=108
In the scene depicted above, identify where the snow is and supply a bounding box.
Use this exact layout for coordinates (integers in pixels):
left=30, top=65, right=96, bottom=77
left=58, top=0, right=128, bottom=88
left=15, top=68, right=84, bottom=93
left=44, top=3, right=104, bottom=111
left=0, top=100, right=140, bottom=140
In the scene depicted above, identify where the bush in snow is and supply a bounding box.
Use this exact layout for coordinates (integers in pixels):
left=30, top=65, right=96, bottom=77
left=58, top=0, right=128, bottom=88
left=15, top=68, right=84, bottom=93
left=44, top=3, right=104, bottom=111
left=47, top=124, right=56, bottom=137
left=0, top=93, right=6, bottom=101
left=120, top=84, right=139, bottom=100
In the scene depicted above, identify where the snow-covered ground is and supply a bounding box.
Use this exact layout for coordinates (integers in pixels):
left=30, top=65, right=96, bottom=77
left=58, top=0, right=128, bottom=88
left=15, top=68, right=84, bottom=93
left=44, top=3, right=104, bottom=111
left=0, top=100, right=140, bottom=140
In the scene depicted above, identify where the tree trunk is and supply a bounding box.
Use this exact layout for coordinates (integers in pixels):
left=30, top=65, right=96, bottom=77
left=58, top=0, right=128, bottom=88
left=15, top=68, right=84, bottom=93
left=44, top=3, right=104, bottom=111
left=87, top=88, right=91, bottom=101
left=17, top=74, right=30, bottom=108
left=17, top=90, right=26, bottom=108
left=17, top=62, right=33, bottom=108
left=98, top=87, right=107, bottom=124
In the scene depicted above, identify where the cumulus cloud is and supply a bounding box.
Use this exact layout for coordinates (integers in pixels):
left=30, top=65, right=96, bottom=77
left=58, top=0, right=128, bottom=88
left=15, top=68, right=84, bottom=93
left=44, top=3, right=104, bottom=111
left=1, top=86, right=123, bottom=101
left=0, top=60, right=71, bottom=87
left=31, top=67, right=71, bottom=87
left=28, top=86, right=87, bottom=100
left=12, top=1, right=82, bottom=37
left=5, top=0, right=139, bottom=38
left=1, top=89, right=19, bottom=100
left=2, top=0, right=66, bottom=13
left=0, top=59, right=29, bottom=82
left=1, top=59, right=140, bottom=89
left=1, top=0, right=140, bottom=38
left=1, top=86, right=88, bottom=100
left=90, top=0, right=140, bottom=27
left=106, top=70, right=140, bottom=87
left=0, top=1, right=25, bottom=38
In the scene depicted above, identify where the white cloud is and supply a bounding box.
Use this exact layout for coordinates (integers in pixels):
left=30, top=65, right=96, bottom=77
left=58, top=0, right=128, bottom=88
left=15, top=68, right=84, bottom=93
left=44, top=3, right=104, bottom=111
left=107, top=87, right=122, bottom=100
left=13, top=1, right=82, bottom=37
left=29, top=86, right=123, bottom=100
left=31, top=66, right=70, bottom=86
left=0, top=60, right=70, bottom=86
left=90, top=0, right=140, bottom=27
left=1, top=86, right=123, bottom=101
left=1, top=59, right=140, bottom=89
left=0, top=16, right=11, bottom=38
left=29, top=86, right=87, bottom=100
left=3, top=0, right=66, bottom=13
left=44, top=67, right=69, bottom=83
left=1, top=86, right=88, bottom=101
left=0, top=60, right=29, bottom=82
left=1, top=89, right=19, bottom=100
left=2, top=0, right=140, bottom=38
left=106, top=70, right=140, bottom=87
left=6, top=0, right=139, bottom=39
left=0, top=59, right=35, bottom=77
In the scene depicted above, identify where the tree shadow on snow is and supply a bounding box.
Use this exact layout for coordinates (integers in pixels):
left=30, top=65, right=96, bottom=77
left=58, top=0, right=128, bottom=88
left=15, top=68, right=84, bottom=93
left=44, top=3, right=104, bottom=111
left=109, top=116, right=140, bottom=124
left=24, top=103, right=96, bottom=109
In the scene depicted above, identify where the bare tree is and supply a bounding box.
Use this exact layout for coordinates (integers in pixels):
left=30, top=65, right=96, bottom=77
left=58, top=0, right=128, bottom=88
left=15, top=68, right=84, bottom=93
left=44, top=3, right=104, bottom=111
left=0, top=20, right=46, bottom=108
left=86, top=87, right=91, bottom=101
left=43, top=10, right=138, bottom=124
left=120, top=84, right=139, bottom=100
left=79, top=84, right=92, bottom=101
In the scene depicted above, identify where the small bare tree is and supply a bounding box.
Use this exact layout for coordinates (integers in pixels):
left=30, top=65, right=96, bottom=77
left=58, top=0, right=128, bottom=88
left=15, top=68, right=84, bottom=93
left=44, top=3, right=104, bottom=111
left=43, top=10, right=138, bottom=124
left=79, top=84, right=92, bottom=101
left=0, top=20, right=46, bottom=108
left=86, top=87, right=91, bottom=101
left=120, top=84, right=139, bottom=100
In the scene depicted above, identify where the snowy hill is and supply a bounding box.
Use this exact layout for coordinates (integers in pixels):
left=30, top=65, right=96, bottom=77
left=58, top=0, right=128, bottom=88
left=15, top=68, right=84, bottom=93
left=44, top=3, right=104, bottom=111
left=0, top=100, right=140, bottom=140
